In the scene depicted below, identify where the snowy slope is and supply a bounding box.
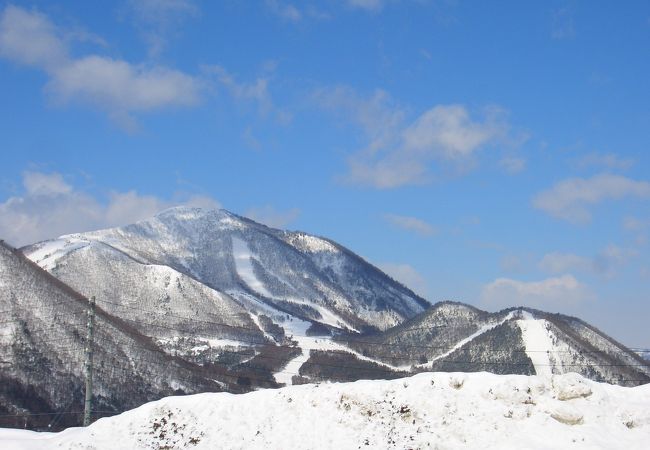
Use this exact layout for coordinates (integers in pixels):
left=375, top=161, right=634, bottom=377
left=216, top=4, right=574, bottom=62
left=0, top=241, right=235, bottom=430
left=32, top=239, right=265, bottom=352
left=2, top=372, right=649, bottom=449
left=23, top=207, right=428, bottom=336
left=340, top=303, right=650, bottom=385
left=516, top=312, right=554, bottom=377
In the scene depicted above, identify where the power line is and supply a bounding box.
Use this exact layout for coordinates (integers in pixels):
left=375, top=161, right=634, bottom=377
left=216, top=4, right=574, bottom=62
left=0, top=410, right=119, bottom=419
left=3, top=296, right=647, bottom=357
left=84, top=333, right=650, bottom=373
left=96, top=298, right=254, bottom=321
left=97, top=299, right=649, bottom=357
left=2, top=312, right=649, bottom=364
left=27, top=347, right=650, bottom=389
left=95, top=311, right=650, bottom=359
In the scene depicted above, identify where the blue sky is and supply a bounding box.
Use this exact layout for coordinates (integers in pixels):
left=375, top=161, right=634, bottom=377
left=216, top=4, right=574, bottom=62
left=1, top=0, right=649, bottom=347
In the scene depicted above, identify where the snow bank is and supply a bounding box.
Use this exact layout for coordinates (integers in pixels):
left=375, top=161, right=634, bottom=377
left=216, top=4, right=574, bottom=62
left=2, top=372, right=649, bottom=449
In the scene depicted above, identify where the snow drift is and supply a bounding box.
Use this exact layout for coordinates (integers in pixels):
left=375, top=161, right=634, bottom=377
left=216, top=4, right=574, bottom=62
left=2, top=372, right=649, bottom=449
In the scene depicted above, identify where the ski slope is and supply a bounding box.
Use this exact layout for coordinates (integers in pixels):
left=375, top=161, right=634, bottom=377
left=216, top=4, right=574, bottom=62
left=413, top=311, right=517, bottom=370
left=517, top=312, right=555, bottom=377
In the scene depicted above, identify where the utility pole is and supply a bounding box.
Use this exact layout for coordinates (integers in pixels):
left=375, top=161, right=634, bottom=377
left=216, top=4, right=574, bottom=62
left=83, top=296, right=96, bottom=427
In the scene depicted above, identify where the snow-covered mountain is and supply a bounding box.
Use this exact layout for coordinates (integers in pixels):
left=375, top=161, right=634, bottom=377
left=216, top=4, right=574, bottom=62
left=17, top=208, right=650, bottom=389
left=338, top=302, right=650, bottom=386
left=20, top=207, right=429, bottom=387
left=2, top=372, right=649, bottom=449
left=3, top=207, right=649, bottom=430
left=0, top=240, right=284, bottom=430
left=24, top=207, right=428, bottom=334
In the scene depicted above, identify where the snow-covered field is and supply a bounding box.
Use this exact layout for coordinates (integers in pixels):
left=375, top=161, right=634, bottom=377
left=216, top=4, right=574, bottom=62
left=2, top=372, right=649, bottom=449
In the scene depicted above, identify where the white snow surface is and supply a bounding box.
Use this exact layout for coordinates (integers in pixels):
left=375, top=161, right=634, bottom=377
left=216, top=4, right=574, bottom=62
left=517, top=312, right=555, bottom=377
left=274, top=333, right=396, bottom=386
left=285, top=232, right=339, bottom=253
left=230, top=237, right=357, bottom=332
left=2, top=372, right=649, bottom=450
left=26, top=236, right=90, bottom=270
left=231, top=237, right=272, bottom=298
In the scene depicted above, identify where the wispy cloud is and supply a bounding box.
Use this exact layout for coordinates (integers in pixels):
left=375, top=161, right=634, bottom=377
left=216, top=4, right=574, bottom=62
left=499, top=156, right=526, bottom=174
left=623, top=216, right=650, bottom=245
left=575, top=152, right=635, bottom=171
left=383, top=213, right=437, bottom=237
left=0, top=171, right=220, bottom=247
left=538, top=252, right=591, bottom=274
left=246, top=205, right=300, bottom=228
left=125, top=0, right=199, bottom=56
left=266, top=0, right=302, bottom=22
left=265, top=0, right=331, bottom=22
left=551, top=6, right=575, bottom=40
left=539, top=245, right=636, bottom=278
left=500, top=254, right=528, bottom=273
left=204, top=64, right=291, bottom=124
left=480, top=274, right=590, bottom=312
left=314, top=86, right=517, bottom=188
left=533, top=174, right=650, bottom=224
left=623, top=216, right=650, bottom=232
left=208, top=65, right=272, bottom=112
left=0, top=5, right=202, bottom=129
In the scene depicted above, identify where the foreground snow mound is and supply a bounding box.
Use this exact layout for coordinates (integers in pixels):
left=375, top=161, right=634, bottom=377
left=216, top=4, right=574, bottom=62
left=2, top=372, right=649, bottom=450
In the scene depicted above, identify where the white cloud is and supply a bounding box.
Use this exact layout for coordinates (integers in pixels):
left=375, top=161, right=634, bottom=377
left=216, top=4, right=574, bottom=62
left=593, top=245, right=638, bottom=274
left=22, top=171, right=72, bottom=196
left=265, top=1, right=330, bottom=22
left=126, top=0, right=199, bottom=56
left=577, top=152, right=634, bottom=170
left=539, top=246, right=637, bottom=279
left=383, top=213, right=436, bottom=237
left=539, top=252, right=591, bottom=274
left=313, top=86, right=404, bottom=151
left=246, top=205, right=300, bottom=229
left=346, top=156, right=428, bottom=188
left=0, top=171, right=220, bottom=247
left=499, top=156, right=526, bottom=174
left=401, top=105, right=507, bottom=160
left=533, top=174, right=650, bottom=224
left=207, top=65, right=271, bottom=112
left=205, top=65, right=290, bottom=124
left=0, top=5, right=202, bottom=128
left=376, top=262, right=428, bottom=298
left=480, top=274, right=589, bottom=312
left=48, top=56, right=200, bottom=110
left=0, top=5, right=67, bottom=69
left=315, top=86, right=514, bottom=188
left=266, top=1, right=302, bottom=22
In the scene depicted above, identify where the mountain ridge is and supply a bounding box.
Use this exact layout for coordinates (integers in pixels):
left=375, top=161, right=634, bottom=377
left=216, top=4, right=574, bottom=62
left=2, top=207, right=649, bottom=430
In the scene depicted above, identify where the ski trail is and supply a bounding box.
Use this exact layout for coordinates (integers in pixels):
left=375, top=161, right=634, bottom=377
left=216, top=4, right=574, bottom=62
left=516, top=312, right=554, bottom=377
left=413, top=311, right=517, bottom=370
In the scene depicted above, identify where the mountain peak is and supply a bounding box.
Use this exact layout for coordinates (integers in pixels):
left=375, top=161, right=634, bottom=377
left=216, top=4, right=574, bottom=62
left=154, top=205, right=235, bottom=221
